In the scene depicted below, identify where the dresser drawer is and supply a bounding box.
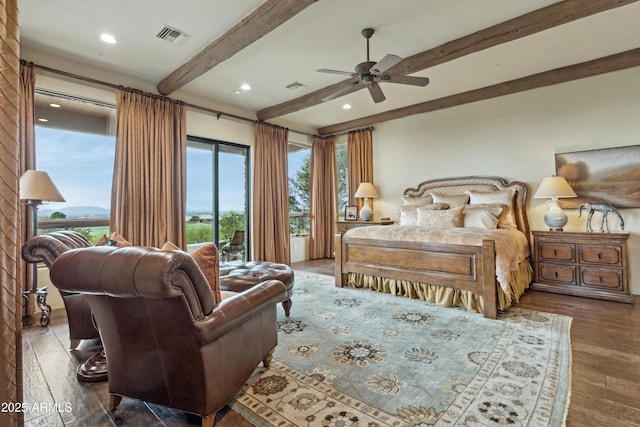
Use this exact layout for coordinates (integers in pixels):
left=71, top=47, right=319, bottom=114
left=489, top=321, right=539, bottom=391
left=579, top=245, right=622, bottom=266
left=538, top=263, right=577, bottom=285
left=538, top=242, right=575, bottom=262
left=580, top=267, right=623, bottom=290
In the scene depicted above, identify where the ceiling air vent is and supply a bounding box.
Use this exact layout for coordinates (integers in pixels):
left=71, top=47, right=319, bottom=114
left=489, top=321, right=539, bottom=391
left=156, top=25, right=190, bottom=46
left=286, top=82, right=306, bottom=90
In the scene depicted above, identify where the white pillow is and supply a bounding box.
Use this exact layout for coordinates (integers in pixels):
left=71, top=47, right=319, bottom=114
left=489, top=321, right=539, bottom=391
left=402, top=194, right=433, bottom=206
left=468, top=188, right=515, bottom=207
left=463, top=205, right=504, bottom=230
left=398, top=203, right=448, bottom=226
left=418, top=205, right=464, bottom=228
left=431, top=192, right=469, bottom=208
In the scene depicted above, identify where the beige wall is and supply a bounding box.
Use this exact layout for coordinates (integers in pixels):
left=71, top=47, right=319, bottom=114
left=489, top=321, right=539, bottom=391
left=372, top=67, right=640, bottom=295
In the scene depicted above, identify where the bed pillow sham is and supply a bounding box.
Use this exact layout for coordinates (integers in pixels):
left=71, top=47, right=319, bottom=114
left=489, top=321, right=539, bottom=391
left=463, top=205, right=504, bottom=230
left=431, top=192, right=469, bottom=208
left=417, top=205, right=464, bottom=227
left=398, top=203, right=448, bottom=225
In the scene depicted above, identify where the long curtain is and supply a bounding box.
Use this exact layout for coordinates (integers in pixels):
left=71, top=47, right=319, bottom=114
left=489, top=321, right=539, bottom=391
left=1, top=0, right=24, bottom=424
left=309, top=136, right=337, bottom=259
left=347, top=128, right=374, bottom=210
left=19, top=62, right=36, bottom=317
left=253, top=122, right=290, bottom=264
left=111, top=89, right=187, bottom=248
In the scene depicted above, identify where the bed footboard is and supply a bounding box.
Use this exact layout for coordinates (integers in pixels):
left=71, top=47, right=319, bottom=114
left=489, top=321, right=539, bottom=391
left=335, top=233, right=497, bottom=319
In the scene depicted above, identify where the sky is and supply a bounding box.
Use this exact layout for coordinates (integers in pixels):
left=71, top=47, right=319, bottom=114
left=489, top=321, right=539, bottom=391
left=35, top=126, right=310, bottom=215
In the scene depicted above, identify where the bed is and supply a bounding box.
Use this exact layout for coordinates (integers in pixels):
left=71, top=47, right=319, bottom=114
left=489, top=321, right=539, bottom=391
left=335, top=176, right=533, bottom=319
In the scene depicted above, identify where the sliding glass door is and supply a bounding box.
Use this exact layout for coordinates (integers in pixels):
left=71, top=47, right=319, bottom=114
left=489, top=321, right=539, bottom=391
left=186, top=137, right=250, bottom=262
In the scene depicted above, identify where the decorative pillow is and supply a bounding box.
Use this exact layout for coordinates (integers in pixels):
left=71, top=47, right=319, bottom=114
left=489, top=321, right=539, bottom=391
left=161, top=241, right=181, bottom=251
left=467, top=203, right=517, bottom=229
left=402, top=194, right=433, bottom=206
left=463, top=205, right=504, bottom=230
left=468, top=188, right=515, bottom=207
left=95, top=234, right=110, bottom=246
left=191, top=244, right=222, bottom=304
left=398, top=203, right=448, bottom=226
left=431, top=192, right=469, bottom=208
left=99, top=232, right=131, bottom=247
left=417, top=205, right=464, bottom=228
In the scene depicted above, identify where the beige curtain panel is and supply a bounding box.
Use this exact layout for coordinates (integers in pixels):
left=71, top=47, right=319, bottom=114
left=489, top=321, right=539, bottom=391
left=111, top=89, right=187, bottom=248
left=253, top=122, right=290, bottom=264
left=309, top=136, right=337, bottom=259
left=348, top=127, right=374, bottom=210
left=19, top=61, right=36, bottom=317
left=1, top=0, right=24, bottom=424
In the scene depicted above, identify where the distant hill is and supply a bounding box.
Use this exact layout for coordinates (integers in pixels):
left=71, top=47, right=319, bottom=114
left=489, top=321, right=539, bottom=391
left=39, top=206, right=110, bottom=218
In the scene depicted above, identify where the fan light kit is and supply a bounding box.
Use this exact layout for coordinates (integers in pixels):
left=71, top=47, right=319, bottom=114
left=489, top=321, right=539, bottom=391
left=317, top=28, right=429, bottom=103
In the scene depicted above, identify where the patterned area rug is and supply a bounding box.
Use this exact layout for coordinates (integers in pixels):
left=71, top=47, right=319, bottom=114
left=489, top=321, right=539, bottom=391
left=229, top=272, right=571, bottom=426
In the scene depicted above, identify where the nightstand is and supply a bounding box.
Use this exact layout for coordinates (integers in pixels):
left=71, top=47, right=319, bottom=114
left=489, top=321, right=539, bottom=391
left=336, top=219, right=394, bottom=235
left=531, top=230, right=633, bottom=303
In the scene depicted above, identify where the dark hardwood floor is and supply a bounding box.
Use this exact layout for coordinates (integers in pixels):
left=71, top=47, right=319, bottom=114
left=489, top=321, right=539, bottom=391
left=22, top=259, right=640, bottom=426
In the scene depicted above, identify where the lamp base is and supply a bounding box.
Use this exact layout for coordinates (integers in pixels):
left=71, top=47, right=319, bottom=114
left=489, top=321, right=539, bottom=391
left=544, top=199, right=568, bottom=231
left=359, top=205, right=373, bottom=221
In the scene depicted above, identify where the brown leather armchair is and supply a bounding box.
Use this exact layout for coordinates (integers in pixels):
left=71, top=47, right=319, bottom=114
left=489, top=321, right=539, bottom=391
left=50, top=245, right=287, bottom=427
left=21, top=231, right=99, bottom=349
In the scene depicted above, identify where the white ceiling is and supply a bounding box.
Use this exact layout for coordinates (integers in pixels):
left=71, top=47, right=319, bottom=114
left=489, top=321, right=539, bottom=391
left=19, top=0, right=640, bottom=133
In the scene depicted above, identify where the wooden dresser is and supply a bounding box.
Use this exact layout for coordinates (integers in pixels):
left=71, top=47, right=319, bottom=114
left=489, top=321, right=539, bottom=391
left=531, top=230, right=633, bottom=303
left=336, top=219, right=394, bottom=235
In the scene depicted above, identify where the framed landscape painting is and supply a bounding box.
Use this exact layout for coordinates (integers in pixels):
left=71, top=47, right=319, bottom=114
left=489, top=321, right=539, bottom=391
left=555, top=145, right=640, bottom=208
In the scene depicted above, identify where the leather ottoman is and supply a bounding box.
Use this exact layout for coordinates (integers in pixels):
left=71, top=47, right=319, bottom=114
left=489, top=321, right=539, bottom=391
left=220, top=261, right=294, bottom=317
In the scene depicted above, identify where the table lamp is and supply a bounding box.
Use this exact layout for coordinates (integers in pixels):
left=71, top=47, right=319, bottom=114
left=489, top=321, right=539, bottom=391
left=354, top=182, right=378, bottom=221
left=533, top=176, right=576, bottom=231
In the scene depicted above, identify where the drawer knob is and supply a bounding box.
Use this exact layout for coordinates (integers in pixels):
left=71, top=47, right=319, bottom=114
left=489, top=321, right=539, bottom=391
left=555, top=271, right=558, bottom=278
left=554, top=249, right=557, bottom=256
left=598, top=252, right=602, bottom=259
left=599, top=275, right=603, bottom=283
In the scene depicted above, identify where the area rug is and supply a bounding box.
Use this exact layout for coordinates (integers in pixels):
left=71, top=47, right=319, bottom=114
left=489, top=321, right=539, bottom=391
left=229, top=272, right=572, bottom=426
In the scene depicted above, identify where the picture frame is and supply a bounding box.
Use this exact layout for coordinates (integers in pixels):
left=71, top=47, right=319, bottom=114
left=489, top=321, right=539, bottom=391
left=555, top=145, right=640, bottom=208
left=345, top=205, right=358, bottom=221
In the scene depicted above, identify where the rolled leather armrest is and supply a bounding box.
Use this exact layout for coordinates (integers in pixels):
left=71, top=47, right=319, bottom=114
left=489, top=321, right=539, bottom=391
left=194, top=280, right=286, bottom=345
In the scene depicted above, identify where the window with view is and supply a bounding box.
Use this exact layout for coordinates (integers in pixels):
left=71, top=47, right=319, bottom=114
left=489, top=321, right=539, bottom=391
left=186, top=137, right=250, bottom=262
left=288, top=143, right=311, bottom=235
left=34, top=92, right=116, bottom=244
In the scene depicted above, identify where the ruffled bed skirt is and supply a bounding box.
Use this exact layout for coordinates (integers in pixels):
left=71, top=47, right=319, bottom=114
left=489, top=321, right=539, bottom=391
left=344, top=259, right=533, bottom=314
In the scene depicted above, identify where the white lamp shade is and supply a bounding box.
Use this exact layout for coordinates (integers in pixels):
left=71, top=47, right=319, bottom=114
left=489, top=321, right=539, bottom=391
left=19, top=170, right=66, bottom=202
left=533, top=176, right=577, bottom=199
left=354, top=182, right=378, bottom=199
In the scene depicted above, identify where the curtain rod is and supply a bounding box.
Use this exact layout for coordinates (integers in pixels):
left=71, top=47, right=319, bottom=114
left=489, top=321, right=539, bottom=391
left=32, top=63, right=319, bottom=138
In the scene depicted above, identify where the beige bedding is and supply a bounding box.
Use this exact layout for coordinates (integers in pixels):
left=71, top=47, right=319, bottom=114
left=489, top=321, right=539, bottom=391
left=344, top=224, right=530, bottom=303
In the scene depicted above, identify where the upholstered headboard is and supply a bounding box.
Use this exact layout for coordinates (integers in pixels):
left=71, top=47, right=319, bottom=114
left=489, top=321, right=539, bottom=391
left=403, top=176, right=530, bottom=242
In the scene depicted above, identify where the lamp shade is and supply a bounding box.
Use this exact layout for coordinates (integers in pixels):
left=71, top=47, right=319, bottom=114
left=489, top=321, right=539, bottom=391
left=354, top=182, right=378, bottom=199
left=533, top=176, right=577, bottom=199
left=19, top=170, right=66, bottom=202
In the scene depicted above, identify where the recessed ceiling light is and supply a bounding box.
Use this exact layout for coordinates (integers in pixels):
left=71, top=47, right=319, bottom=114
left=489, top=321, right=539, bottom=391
left=49, top=103, right=61, bottom=108
left=38, top=118, right=48, bottom=122
left=100, top=34, right=118, bottom=44
left=342, top=103, right=352, bottom=110
left=233, top=90, right=241, bottom=95
left=240, top=83, right=251, bottom=91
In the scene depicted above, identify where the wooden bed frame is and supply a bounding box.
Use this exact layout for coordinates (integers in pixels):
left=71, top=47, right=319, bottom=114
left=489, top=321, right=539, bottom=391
left=335, top=176, right=530, bottom=319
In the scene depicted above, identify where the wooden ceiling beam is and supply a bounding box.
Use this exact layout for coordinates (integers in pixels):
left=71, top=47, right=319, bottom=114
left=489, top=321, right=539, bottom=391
left=316, top=48, right=640, bottom=135
left=157, top=0, right=318, bottom=96
left=257, top=0, right=638, bottom=121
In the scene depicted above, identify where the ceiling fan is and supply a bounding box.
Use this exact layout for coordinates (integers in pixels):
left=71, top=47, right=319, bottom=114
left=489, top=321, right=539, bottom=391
left=317, top=28, right=430, bottom=103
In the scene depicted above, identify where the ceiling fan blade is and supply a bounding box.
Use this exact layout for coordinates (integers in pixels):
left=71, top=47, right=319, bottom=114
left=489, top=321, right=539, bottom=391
left=317, top=68, right=356, bottom=76
left=369, top=54, right=402, bottom=75
left=321, top=79, right=360, bottom=102
left=367, top=82, right=386, bottom=103
left=380, top=74, right=430, bottom=87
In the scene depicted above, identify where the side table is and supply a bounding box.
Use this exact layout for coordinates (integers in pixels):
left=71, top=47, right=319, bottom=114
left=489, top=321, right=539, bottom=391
left=336, top=219, right=394, bottom=235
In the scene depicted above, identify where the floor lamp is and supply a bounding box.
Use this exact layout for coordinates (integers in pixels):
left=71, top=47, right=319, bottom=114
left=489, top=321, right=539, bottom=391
left=20, top=170, right=65, bottom=326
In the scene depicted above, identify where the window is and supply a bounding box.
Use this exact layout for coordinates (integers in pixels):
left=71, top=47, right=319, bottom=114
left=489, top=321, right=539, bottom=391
left=186, top=137, right=250, bottom=262
left=336, top=143, right=349, bottom=217
left=288, top=142, right=311, bottom=235
left=34, top=91, right=116, bottom=244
